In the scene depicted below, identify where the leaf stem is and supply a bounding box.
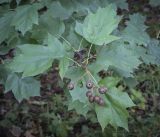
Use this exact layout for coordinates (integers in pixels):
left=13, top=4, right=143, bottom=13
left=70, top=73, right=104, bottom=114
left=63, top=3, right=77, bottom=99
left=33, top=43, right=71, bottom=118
left=82, top=44, right=93, bottom=65
left=78, top=38, right=83, bottom=51
left=86, top=69, right=99, bottom=87
left=66, top=57, right=81, bottom=67
left=57, top=35, right=77, bottom=51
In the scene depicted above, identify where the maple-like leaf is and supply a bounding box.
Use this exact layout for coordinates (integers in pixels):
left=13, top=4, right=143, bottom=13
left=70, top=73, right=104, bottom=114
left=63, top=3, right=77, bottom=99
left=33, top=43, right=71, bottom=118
left=31, top=11, right=65, bottom=41
left=94, top=44, right=141, bottom=77
left=0, top=12, right=14, bottom=43
left=69, top=86, right=88, bottom=103
left=107, top=0, right=128, bottom=9
left=47, top=1, right=72, bottom=20
left=5, top=73, right=40, bottom=102
left=11, top=4, right=39, bottom=35
left=95, top=87, right=135, bottom=131
left=68, top=100, right=90, bottom=117
left=75, top=4, right=121, bottom=45
left=122, top=14, right=150, bottom=46
left=8, top=34, right=65, bottom=77
left=59, top=57, right=70, bottom=79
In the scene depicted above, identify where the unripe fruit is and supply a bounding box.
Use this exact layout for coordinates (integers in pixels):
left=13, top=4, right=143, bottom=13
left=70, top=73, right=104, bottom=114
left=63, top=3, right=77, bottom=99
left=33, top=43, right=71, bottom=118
left=98, top=87, right=107, bottom=94
left=86, top=80, right=94, bottom=89
left=98, top=98, right=105, bottom=106
left=86, top=91, right=92, bottom=97
left=89, top=95, right=94, bottom=103
left=94, top=96, right=101, bottom=103
left=67, top=82, right=74, bottom=90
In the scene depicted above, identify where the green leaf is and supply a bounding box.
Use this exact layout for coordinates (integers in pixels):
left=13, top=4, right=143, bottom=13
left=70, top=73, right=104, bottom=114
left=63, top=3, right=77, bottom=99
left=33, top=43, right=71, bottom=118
left=5, top=73, right=40, bottom=102
left=0, top=64, right=9, bottom=84
left=11, top=4, right=39, bottom=35
left=59, top=57, right=70, bottom=79
left=31, top=12, right=65, bottom=41
left=69, top=86, right=88, bottom=103
left=122, top=14, right=150, bottom=46
left=68, top=100, right=90, bottom=116
left=147, top=39, right=160, bottom=65
left=107, top=0, right=128, bottom=9
left=47, top=1, right=72, bottom=20
left=75, top=4, right=121, bottom=45
left=9, top=34, right=65, bottom=77
left=99, top=77, right=121, bottom=89
left=0, top=12, right=14, bottom=43
left=95, top=44, right=141, bottom=77
left=149, top=0, right=160, bottom=6
left=65, top=67, right=86, bottom=81
left=95, top=87, right=135, bottom=131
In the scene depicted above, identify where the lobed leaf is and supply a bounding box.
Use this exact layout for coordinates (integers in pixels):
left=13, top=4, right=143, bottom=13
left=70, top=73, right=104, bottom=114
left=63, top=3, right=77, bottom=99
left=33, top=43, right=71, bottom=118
left=75, top=4, right=121, bottom=45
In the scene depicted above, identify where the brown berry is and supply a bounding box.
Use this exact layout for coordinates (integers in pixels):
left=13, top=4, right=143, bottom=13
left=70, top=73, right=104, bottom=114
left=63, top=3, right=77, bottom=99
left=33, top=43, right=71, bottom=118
left=86, top=91, right=92, bottom=97
left=98, top=87, right=107, bottom=94
left=89, top=96, right=94, bottom=103
left=94, top=96, right=101, bottom=103
left=86, top=80, right=94, bottom=89
left=67, top=82, right=74, bottom=90
left=98, top=98, right=105, bottom=106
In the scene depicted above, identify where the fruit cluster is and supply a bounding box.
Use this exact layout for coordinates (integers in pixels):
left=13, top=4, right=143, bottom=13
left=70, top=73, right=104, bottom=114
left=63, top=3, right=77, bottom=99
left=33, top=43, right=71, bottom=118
left=67, top=80, right=108, bottom=106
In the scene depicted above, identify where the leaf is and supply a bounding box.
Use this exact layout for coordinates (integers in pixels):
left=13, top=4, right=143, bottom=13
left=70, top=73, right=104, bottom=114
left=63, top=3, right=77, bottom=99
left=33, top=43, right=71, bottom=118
left=65, top=67, right=86, bottom=81
left=75, top=4, right=121, bottom=45
left=0, top=64, right=9, bottom=84
left=0, top=12, right=14, bottom=43
left=122, top=14, right=150, bottom=46
left=99, top=77, right=121, bottom=89
left=147, top=39, right=160, bottom=65
left=5, top=73, right=40, bottom=102
left=59, top=57, right=70, bottom=79
left=107, top=0, right=128, bottom=9
left=66, top=26, right=87, bottom=50
left=9, top=34, right=65, bottom=77
left=95, top=44, right=141, bottom=77
left=69, top=86, right=88, bottom=103
left=131, top=89, right=145, bottom=109
left=149, top=0, right=160, bottom=6
left=11, top=4, right=39, bottom=35
left=47, top=1, right=72, bottom=20
left=68, top=100, right=90, bottom=116
left=31, top=12, right=65, bottom=41
left=95, top=87, right=135, bottom=131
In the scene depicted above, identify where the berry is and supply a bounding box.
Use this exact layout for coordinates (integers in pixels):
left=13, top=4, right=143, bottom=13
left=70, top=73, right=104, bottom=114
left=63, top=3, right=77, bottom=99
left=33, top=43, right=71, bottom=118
left=98, top=87, right=107, bottom=94
left=86, top=80, right=94, bottom=89
left=94, top=96, right=101, bottom=103
left=98, top=98, right=105, bottom=106
left=86, top=91, right=92, bottom=97
left=67, top=82, right=74, bottom=90
left=89, top=96, right=94, bottom=103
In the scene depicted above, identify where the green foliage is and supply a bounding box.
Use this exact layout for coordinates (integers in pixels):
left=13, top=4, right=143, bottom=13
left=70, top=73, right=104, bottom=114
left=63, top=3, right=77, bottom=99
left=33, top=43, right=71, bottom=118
left=68, top=100, right=90, bottom=117
left=0, top=0, right=159, bottom=132
left=122, top=14, right=150, bottom=46
left=93, top=43, right=141, bottom=77
left=95, top=87, right=135, bottom=131
left=0, top=12, right=14, bottom=43
left=8, top=34, right=65, bottom=77
left=69, top=86, right=88, bottom=103
left=75, top=4, right=121, bottom=45
left=11, top=4, right=39, bottom=35
left=149, top=0, right=160, bottom=6
left=5, top=73, right=40, bottom=102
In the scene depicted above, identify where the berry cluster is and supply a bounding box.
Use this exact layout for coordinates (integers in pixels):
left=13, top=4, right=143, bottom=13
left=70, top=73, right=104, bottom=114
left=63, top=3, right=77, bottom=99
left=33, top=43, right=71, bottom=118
left=86, top=91, right=105, bottom=106
left=67, top=80, right=108, bottom=106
